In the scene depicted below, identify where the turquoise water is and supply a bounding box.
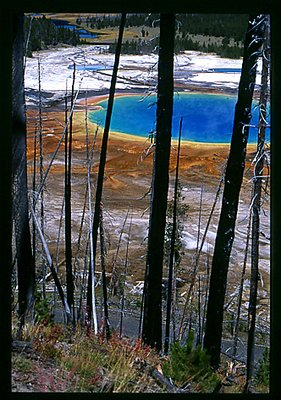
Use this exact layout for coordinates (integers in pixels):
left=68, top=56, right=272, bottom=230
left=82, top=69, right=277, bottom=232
left=68, top=65, right=112, bottom=71
left=209, top=68, right=241, bottom=73
left=89, top=93, right=270, bottom=143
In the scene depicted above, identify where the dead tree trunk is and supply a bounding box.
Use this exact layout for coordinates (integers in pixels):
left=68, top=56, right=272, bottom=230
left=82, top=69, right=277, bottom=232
left=178, top=173, right=224, bottom=341
left=65, top=65, right=76, bottom=323
left=164, top=117, right=182, bottom=354
left=85, top=92, right=98, bottom=333
left=203, top=14, right=265, bottom=369
left=37, top=56, right=46, bottom=299
left=120, top=212, right=132, bottom=338
left=245, top=15, right=270, bottom=392
left=142, top=13, right=175, bottom=352
left=233, top=214, right=251, bottom=357
left=32, top=126, right=37, bottom=283
left=110, top=209, right=129, bottom=296
left=0, top=9, right=13, bottom=392
left=30, top=207, right=71, bottom=321
left=86, top=13, right=126, bottom=325
left=12, top=12, right=35, bottom=331
left=100, top=206, right=110, bottom=340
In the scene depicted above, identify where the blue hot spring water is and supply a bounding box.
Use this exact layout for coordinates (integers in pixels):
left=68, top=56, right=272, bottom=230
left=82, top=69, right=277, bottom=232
left=89, top=93, right=270, bottom=144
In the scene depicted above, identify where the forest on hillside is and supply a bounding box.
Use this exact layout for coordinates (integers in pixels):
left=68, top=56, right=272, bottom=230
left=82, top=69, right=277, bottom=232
left=7, top=12, right=271, bottom=394
left=24, top=13, right=246, bottom=58
left=82, top=13, right=247, bottom=57
left=77, top=13, right=248, bottom=40
left=24, top=15, right=85, bottom=56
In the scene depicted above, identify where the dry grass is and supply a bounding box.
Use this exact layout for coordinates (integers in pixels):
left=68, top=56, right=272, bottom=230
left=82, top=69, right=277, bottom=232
left=57, top=328, right=163, bottom=392
left=13, top=323, right=164, bottom=392
left=12, top=321, right=269, bottom=393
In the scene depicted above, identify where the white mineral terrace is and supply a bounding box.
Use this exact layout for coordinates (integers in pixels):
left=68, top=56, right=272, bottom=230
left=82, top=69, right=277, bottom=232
left=24, top=45, right=262, bottom=98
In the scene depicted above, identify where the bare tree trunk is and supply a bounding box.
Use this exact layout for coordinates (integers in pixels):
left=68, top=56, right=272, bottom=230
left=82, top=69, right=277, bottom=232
left=86, top=13, right=126, bottom=324
left=85, top=91, right=98, bottom=334
left=245, top=16, right=270, bottom=392
left=65, top=65, right=76, bottom=323
left=77, top=238, right=89, bottom=324
left=0, top=9, right=13, bottom=393
left=100, top=206, right=110, bottom=340
left=30, top=207, right=71, bottom=321
left=54, top=197, right=65, bottom=312
left=201, top=248, right=211, bottom=348
left=178, top=174, right=224, bottom=341
left=203, top=14, right=265, bottom=369
left=12, top=12, right=35, bottom=332
left=164, top=117, right=182, bottom=354
left=119, top=212, right=132, bottom=338
left=110, top=209, right=129, bottom=295
left=233, top=214, right=251, bottom=357
left=196, top=187, right=204, bottom=345
left=142, top=13, right=175, bottom=352
left=32, top=126, right=37, bottom=289
left=33, top=82, right=82, bottom=207
left=76, top=107, right=97, bottom=325
left=37, top=56, right=46, bottom=299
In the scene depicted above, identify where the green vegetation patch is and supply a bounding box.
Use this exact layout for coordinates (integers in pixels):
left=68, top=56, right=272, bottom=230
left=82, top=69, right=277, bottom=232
left=162, top=330, right=220, bottom=392
left=255, top=347, right=270, bottom=389
left=13, top=354, right=34, bottom=373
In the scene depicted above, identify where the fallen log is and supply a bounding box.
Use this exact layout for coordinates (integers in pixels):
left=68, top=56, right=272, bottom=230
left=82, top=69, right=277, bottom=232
left=12, top=340, right=32, bottom=354
left=30, top=206, right=71, bottom=321
left=135, top=358, right=189, bottom=393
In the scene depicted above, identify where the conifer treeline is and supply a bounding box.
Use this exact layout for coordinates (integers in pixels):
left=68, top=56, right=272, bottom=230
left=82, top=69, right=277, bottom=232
left=92, top=13, right=247, bottom=58
left=175, top=36, right=243, bottom=58
left=25, top=14, right=247, bottom=59
left=24, top=16, right=83, bottom=57
left=176, top=14, right=248, bottom=42
left=109, top=36, right=243, bottom=58
left=78, top=13, right=247, bottom=42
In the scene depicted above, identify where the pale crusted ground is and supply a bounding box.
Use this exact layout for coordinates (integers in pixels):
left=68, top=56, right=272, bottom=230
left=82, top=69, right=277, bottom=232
left=24, top=45, right=262, bottom=97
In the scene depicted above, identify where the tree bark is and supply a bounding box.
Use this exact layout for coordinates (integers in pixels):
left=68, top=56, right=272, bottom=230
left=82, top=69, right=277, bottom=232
left=245, top=15, right=270, bottom=392
left=12, top=12, right=35, bottom=330
left=65, top=64, right=76, bottom=323
left=164, top=117, right=182, bottom=354
left=100, top=207, right=110, bottom=340
left=86, top=13, right=126, bottom=324
left=142, top=13, right=175, bottom=351
left=233, top=214, right=251, bottom=357
left=119, top=212, right=132, bottom=338
left=30, top=207, right=71, bottom=321
left=86, top=92, right=98, bottom=333
left=0, top=7, right=12, bottom=394
left=203, top=14, right=265, bottom=369
left=38, top=56, right=46, bottom=300
left=178, top=174, right=224, bottom=341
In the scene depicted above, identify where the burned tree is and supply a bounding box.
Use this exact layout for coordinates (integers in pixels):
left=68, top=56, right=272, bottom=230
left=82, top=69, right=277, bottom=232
left=86, top=13, right=126, bottom=326
left=65, top=64, right=76, bottom=323
left=203, top=14, right=265, bottom=368
left=12, top=12, right=35, bottom=332
left=245, top=15, right=270, bottom=392
left=164, top=117, right=183, bottom=354
left=142, top=13, right=175, bottom=351
left=0, top=9, right=12, bottom=393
